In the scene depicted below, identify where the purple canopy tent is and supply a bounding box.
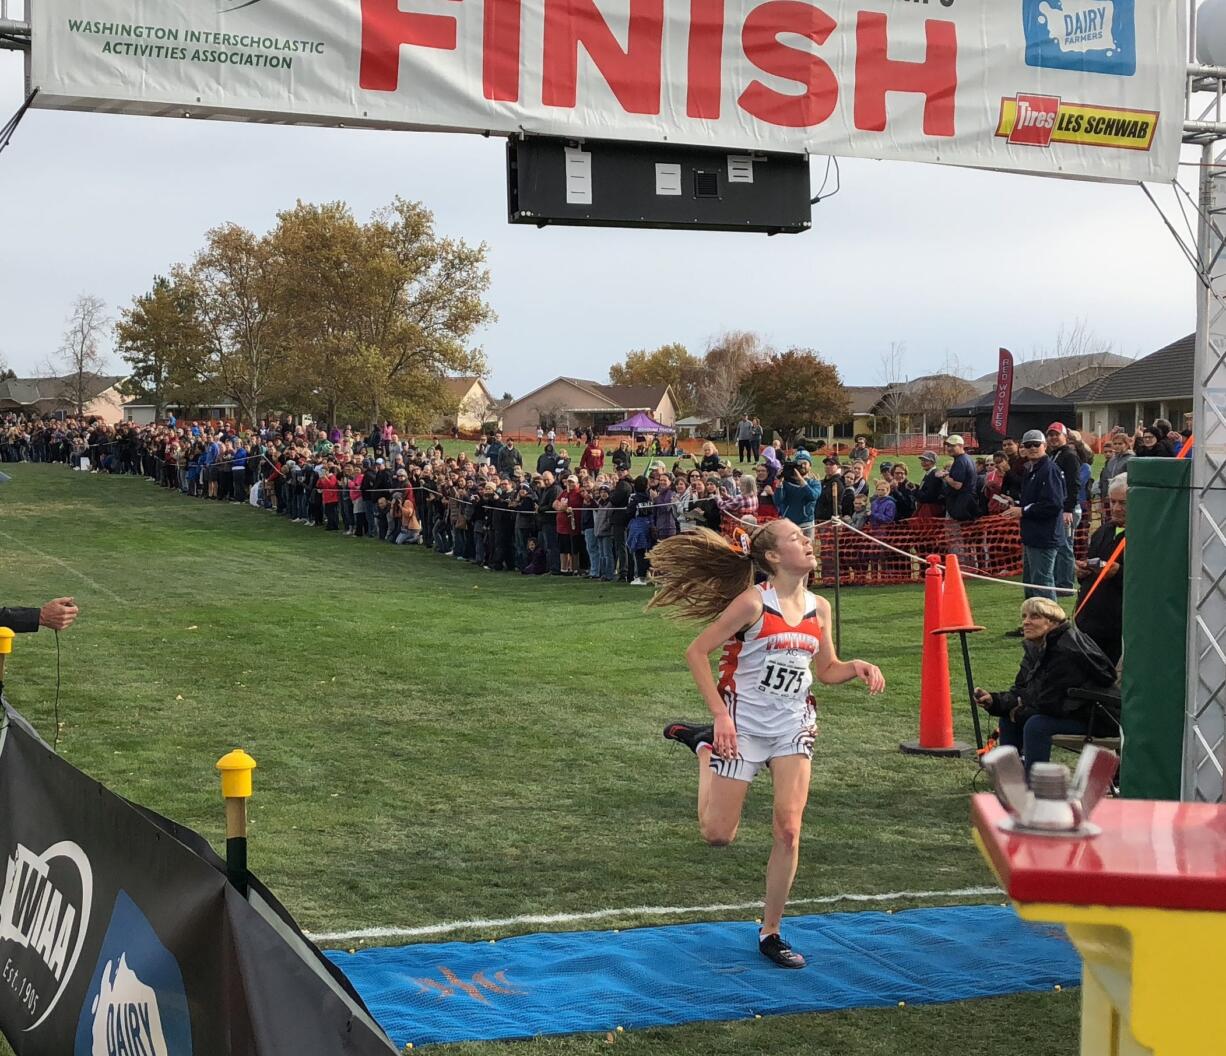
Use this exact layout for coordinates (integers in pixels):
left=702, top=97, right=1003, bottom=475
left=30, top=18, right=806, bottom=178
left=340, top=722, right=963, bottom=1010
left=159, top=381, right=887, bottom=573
left=606, top=411, right=674, bottom=434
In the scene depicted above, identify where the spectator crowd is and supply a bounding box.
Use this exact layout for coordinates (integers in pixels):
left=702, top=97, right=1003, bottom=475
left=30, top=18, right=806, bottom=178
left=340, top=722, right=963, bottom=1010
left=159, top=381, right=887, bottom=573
left=0, top=414, right=1176, bottom=597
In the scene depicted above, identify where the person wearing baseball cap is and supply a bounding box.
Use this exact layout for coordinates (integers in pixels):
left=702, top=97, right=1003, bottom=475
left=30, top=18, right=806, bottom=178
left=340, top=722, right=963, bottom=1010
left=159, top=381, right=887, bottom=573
left=939, top=435, right=978, bottom=523
left=1001, top=429, right=1065, bottom=604
left=1044, top=421, right=1082, bottom=591
left=914, top=451, right=944, bottom=519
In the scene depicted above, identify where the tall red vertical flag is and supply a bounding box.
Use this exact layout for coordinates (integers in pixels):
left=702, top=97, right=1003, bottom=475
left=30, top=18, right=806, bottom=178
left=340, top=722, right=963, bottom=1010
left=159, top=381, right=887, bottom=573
left=990, top=348, right=1014, bottom=437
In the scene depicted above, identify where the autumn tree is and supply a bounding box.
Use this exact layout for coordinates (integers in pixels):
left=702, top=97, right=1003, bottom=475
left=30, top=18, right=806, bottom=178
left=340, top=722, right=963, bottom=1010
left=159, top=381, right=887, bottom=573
left=739, top=348, right=849, bottom=446
left=57, top=294, right=111, bottom=414
left=269, top=201, right=385, bottom=426
left=189, top=224, right=288, bottom=425
left=359, top=198, right=493, bottom=429
left=608, top=342, right=703, bottom=416
left=115, top=275, right=211, bottom=418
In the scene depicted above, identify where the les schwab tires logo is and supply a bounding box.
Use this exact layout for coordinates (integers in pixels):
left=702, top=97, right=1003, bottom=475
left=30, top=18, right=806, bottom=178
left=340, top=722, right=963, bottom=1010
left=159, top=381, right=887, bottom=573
left=73, top=891, right=192, bottom=1056
left=0, top=841, right=94, bottom=1033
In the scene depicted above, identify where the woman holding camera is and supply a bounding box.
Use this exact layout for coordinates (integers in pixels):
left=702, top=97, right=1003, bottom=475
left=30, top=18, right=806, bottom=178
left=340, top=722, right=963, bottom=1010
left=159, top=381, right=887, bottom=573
left=652, top=520, right=885, bottom=969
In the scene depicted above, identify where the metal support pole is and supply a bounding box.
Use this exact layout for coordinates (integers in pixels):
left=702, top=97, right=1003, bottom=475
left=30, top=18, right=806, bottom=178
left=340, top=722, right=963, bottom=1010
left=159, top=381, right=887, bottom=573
left=216, top=749, right=257, bottom=897
left=0, top=627, right=13, bottom=689
left=958, top=631, right=984, bottom=752
left=832, top=518, right=842, bottom=657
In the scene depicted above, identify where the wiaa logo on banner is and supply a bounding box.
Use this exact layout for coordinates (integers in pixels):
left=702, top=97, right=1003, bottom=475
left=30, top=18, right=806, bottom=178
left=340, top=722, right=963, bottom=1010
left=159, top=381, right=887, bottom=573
left=0, top=840, right=94, bottom=1032
left=74, top=891, right=192, bottom=1056
left=1023, top=0, right=1137, bottom=76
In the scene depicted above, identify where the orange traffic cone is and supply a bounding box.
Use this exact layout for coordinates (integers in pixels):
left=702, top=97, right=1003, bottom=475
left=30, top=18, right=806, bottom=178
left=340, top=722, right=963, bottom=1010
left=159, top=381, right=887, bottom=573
left=932, top=555, right=985, bottom=635
left=901, top=555, right=972, bottom=757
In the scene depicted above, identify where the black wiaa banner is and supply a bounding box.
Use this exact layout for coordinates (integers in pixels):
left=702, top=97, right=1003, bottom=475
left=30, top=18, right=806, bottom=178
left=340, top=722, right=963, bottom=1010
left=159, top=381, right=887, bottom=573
left=0, top=701, right=397, bottom=1056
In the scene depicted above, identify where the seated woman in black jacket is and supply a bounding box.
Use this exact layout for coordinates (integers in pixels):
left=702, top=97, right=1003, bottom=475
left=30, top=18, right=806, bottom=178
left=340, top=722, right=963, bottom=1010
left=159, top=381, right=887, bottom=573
left=973, top=597, right=1116, bottom=774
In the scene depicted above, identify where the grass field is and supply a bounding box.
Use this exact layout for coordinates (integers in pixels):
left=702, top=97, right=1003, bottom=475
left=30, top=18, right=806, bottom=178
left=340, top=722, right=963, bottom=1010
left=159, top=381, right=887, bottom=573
left=0, top=464, right=1080, bottom=1055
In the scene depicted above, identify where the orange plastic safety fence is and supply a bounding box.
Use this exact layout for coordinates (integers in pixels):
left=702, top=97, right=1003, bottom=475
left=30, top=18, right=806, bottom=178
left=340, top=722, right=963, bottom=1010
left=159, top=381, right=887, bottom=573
left=721, top=502, right=1100, bottom=589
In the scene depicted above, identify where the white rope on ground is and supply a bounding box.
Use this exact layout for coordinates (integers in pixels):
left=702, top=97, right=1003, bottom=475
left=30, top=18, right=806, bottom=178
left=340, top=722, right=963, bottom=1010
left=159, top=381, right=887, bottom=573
left=307, top=885, right=1002, bottom=942
left=0, top=528, right=128, bottom=604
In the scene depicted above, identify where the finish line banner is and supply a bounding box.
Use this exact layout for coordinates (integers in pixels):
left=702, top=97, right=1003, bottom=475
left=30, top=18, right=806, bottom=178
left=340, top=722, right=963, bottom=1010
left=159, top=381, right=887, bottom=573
left=27, top=0, right=1184, bottom=182
left=0, top=702, right=397, bottom=1056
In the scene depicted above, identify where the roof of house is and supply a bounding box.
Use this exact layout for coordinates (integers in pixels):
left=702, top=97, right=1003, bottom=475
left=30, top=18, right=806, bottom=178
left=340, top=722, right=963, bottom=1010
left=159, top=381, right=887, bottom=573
left=845, top=386, right=885, bottom=416
left=1069, top=334, right=1194, bottom=404
left=947, top=386, right=1077, bottom=416
left=564, top=378, right=672, bottom=410
left=0, top=375, right=125, bottom=406
left=504, top=376, right=673, bottom=413
left=439, top=376, right=492, bottom=399
left=972, top=353, right=1133, bottom=394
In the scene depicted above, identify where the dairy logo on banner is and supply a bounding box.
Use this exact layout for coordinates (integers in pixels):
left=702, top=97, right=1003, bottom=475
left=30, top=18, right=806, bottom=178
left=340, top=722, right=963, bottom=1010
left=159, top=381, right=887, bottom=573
left=73, top=891, right=192, bottom=1056
left=0, top=840, right=94, bottom=1032
left=1023, top=0, right=1137, bottom=76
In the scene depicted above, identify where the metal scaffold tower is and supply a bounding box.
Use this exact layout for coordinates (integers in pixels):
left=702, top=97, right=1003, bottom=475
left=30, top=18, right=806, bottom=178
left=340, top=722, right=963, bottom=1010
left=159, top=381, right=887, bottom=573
left=1182, top=8, right=1226, bottom=799
left=0, top=0, right=28, bottom=53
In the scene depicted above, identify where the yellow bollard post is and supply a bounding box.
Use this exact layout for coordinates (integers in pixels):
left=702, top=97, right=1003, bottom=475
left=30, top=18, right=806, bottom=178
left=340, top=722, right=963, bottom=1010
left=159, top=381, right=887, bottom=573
left=216, top=749, right=257, bottom=897
left=0, top=626, right=13, bottom=687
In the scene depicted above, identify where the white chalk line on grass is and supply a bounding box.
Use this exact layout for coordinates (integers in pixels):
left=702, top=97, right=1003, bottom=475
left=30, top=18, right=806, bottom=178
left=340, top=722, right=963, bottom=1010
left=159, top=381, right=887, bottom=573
left=0, top=528, right=127, bottom=604
left=308, top=885, right=1002, bottom=943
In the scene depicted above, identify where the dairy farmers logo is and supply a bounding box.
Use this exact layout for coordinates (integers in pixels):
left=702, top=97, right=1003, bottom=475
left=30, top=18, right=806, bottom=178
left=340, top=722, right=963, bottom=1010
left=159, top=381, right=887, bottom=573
left=73, top=891, right=192, bottom=1056
left=1023, top=0, right=1137, bottom=76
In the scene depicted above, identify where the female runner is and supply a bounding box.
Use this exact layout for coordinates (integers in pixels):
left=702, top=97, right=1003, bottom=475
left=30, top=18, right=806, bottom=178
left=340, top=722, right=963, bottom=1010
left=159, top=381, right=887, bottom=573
left=649, top=520, right=885, bottom=968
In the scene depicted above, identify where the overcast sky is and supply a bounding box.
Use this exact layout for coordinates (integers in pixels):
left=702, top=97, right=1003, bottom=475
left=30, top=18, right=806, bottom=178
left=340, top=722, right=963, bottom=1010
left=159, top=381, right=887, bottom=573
left=0, top=50, right=1199, bottom=400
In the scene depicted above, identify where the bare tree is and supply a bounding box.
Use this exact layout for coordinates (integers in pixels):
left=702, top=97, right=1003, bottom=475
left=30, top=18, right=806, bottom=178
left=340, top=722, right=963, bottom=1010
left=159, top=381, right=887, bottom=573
left=58, top=294, right=111, bottom=414
left=697, top=330, right=769, bottom=437
left=0, top=347, right=14, bottom=381
left=1024, top=319, right=1125, bottom=397
left=875, top=341, right=909, bottom=449
left=905, top=353, right=977, bottom=439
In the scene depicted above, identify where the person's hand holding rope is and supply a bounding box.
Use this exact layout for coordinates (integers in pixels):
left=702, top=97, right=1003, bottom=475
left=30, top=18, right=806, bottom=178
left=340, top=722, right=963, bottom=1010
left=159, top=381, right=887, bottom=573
left=39, top=597, right=78, bottom=631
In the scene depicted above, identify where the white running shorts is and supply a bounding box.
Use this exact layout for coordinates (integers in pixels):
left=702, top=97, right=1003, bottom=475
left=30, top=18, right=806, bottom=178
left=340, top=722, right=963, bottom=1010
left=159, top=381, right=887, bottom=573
left=708, top=724, right=816, bottom=783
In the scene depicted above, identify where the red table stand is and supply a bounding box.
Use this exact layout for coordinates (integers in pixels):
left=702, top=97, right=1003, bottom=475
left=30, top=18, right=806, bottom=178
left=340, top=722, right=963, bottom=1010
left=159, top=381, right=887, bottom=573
left=973, top=794, right=1226, bottom=1055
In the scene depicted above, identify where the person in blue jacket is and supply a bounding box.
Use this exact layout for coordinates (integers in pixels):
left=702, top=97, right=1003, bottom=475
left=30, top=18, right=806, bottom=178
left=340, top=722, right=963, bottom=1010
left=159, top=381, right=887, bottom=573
left=775, top=460, right=822, bottom=527
left=1003, top=429, right=1066, bottom=602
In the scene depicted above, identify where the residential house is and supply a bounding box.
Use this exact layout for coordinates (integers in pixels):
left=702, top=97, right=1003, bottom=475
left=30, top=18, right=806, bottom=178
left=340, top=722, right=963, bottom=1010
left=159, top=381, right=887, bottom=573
left=1070, top=334, right=1193, bottom=436
left=501, top=378, right=677, bottom=436
left=432, top=376, right=498, bottom=434
left=122, top=398, right=241, bottom=426
left=0, top=375, right=128, bottom=424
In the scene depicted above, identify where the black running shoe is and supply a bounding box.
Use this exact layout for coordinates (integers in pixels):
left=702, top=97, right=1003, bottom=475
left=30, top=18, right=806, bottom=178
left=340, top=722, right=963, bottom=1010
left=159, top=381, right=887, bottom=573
left=1004, top=627, right=1024, bottom=638
left=662, top=722, right=713, bottom=754
left=759, top=933, right=806, bottom=969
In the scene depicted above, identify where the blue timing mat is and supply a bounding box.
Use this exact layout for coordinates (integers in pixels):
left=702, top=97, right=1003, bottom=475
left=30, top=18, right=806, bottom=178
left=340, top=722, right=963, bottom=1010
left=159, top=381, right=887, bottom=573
left=325, top=905, right=1079, bottom=1047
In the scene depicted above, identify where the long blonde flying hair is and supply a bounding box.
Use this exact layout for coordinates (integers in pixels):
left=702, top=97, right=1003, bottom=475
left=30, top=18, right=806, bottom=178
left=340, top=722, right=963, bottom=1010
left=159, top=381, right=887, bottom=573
left=646, top=523, right=784, bottom=622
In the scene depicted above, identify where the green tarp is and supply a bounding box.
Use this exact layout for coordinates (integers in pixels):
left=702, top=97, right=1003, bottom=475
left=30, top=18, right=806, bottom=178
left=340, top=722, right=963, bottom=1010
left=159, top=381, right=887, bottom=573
left=1120, top=457, right=1190, bottom=799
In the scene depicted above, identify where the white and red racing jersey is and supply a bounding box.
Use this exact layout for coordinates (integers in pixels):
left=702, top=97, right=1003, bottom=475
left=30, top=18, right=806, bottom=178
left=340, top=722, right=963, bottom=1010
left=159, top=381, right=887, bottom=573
left=716, top=583, right=823, bottom=737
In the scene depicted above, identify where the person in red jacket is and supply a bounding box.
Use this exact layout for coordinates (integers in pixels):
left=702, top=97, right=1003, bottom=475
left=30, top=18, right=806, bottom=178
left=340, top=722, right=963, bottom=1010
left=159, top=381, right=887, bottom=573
left=318, top=464, right=341, bottom=531
left=580, top=439, right=606, bottom=478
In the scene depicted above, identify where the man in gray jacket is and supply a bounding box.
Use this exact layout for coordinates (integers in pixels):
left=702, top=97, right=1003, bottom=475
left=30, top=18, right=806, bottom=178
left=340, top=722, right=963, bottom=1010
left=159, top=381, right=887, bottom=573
left=736, top=415, right=755, bottom=463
